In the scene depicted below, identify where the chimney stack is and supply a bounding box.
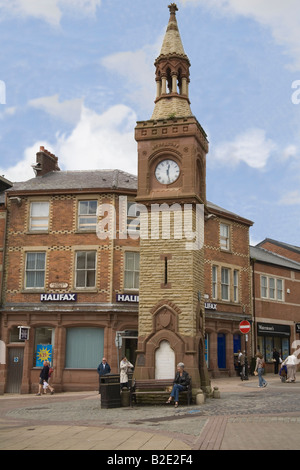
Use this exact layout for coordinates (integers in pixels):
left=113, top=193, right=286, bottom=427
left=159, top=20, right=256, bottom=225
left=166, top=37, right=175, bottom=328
left=32, top=146, right=60, bottom=176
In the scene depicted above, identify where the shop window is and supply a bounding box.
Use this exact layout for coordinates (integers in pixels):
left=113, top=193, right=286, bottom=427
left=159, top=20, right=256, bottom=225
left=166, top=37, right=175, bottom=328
left=25, top=252, right=46, bottom=289
left=78, top=200, right=97, bottom=231
left=34, top=327, right=55, bottom=367
left=124, top=251, right=140, bottom=290
left=75, top=251, right=96, bottom=288
left=29, top=201, right=49, bottom=231
left=257, top=334, right=289, bottom=362
left=65, top=327, right=104, bottom=368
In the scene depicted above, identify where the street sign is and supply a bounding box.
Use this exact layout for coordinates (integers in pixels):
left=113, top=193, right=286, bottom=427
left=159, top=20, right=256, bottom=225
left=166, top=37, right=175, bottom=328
left=239, top=320, right=251, bottom=334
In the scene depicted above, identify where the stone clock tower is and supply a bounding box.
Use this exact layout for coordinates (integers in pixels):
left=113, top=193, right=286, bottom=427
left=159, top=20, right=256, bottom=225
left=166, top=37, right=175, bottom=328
left=134, top=3, right=211, bottom=392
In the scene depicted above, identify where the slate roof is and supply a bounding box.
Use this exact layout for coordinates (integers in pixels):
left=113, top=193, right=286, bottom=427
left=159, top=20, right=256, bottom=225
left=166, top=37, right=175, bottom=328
left=7, top=169, right=138, bottom=193
left=256, top=238, right=300, bottom=256
left=250, top=245, right=300, bottom=271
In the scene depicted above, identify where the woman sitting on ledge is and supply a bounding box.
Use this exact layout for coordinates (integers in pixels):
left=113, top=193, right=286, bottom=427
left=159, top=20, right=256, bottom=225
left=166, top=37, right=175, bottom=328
left=166, top=362, right=190, bottom=408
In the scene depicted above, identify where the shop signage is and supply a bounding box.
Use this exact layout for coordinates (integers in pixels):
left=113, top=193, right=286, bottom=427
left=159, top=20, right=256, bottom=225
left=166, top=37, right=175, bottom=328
left=116, top=294, right=139, bottom=303
left=257, top=322, right=290, bottom=337
left=36, top=344, right=52, bottom=367
left=40, top=293, right=77, bottom=302
left=205, top=302, right=217, bottom=310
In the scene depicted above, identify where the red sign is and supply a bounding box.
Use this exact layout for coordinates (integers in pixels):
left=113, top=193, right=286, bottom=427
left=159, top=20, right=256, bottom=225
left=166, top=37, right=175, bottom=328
left=239, top=320, right=251, bottom=334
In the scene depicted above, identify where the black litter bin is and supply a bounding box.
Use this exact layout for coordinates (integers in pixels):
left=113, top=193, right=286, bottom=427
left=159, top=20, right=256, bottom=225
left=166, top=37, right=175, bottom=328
left=100, top=374, right=121, bottom=408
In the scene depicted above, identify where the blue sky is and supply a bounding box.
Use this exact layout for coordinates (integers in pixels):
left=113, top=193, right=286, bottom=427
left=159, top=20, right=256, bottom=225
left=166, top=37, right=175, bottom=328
left=0, top=0, right=300, bottom=246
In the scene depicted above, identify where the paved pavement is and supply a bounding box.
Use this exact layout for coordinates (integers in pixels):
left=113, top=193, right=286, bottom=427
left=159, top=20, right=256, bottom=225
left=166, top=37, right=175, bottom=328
left=0, top=374, right=300, bottom=452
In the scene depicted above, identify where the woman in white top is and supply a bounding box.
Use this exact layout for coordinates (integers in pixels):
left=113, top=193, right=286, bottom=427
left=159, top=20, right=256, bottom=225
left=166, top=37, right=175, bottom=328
left=282, top=354, right=297, bottom=382
left=120, top=356, right=133, bottom=390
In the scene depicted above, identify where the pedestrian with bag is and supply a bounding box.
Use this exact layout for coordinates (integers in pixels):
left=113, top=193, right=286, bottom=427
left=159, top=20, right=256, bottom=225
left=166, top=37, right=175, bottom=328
left=282, top=353, right=297, bottom=382
left=120, top=356, right=133, bottom=390
left=36, top=361, right=54, bottom=396
left=254, top=352, right=268, bottom=388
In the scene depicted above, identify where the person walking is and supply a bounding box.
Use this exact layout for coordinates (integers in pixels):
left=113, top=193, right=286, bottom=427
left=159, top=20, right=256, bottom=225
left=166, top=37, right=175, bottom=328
left=238, top=350, right=245, bottom=380
left=282, top=353, right=297, bottom=382
left=272, top=348, right=280, bottom=375
left=120, top=356, right=133, bottom=390
left=166, top=362, right=191, bottom=408
left=36, top=361, right=54, bottom=395
left=254, top=352, right=268, bottom=388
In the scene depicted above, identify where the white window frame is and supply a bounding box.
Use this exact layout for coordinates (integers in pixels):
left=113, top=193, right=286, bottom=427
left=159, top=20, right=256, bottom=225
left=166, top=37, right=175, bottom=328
left=220, top=223, right=230, bottom=251
left=75, top=251, right=97, bottom=289
left=260, top=275, right=284, bottom=301
left=233, top=269, right=239, bottom=303
left=221, top=267, right=230, bottom=301
left=212, top=266, right=218, bottom=299
left=25, top=251, right=46, bottom=289
left=78, top=200, right=97, bottom=231
left=29, top=201, right=49, bottom=231
left=124, top=251, right=140, bottom=290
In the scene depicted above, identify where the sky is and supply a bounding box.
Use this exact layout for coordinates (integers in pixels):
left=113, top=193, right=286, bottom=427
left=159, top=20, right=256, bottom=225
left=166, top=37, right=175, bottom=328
left=0, top=0, right=300, bottom=247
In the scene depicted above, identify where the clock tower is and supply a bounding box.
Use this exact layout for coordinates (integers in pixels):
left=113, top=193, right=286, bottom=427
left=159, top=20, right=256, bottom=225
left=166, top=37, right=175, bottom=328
left=134, top=3, right=211, bottom=392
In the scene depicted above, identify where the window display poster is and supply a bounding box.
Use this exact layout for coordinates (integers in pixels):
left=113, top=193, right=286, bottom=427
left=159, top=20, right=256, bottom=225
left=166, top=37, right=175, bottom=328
left=36, top=344, right=52, bottom=367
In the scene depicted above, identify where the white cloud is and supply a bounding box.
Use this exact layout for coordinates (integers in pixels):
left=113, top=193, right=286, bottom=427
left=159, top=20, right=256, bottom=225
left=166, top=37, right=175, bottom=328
left=56, top=104, right=137, bottom=174
left=282, top=144, right=298, bottom=160
left=0, top=0, right=101, bottom=26
left=279, top=190, right=300, bottom=205
left=180, top=0, right=300, bottom=70
left=211, top=128, right=276, bottom=169
left=101, top=42, right=161, bottom=114
left=0, top=103, right=137, bottom=182
left=28, top=94, right=83, bottom=125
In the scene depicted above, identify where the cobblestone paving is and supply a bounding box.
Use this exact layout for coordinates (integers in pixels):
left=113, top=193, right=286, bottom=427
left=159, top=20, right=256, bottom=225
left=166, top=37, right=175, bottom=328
left=3, top=380, right=300, bottom=437
left=1, top=377, right=300, bottom=450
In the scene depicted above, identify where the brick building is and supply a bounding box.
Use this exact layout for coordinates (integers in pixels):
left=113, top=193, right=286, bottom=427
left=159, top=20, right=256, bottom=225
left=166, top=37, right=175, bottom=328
left=251, top=244, right=300, bottom=372
left=1, top=148, right=140, bottom=393
left=204, top=203, right=252, bottom=377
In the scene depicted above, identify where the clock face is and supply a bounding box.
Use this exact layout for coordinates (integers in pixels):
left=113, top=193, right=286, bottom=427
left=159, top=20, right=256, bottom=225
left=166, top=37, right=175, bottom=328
left=155, top=159, right=180, bottom=184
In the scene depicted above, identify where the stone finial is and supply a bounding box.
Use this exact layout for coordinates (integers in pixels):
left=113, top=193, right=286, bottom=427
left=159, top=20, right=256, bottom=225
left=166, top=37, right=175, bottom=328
left=168, top=3, right=178, bottom=16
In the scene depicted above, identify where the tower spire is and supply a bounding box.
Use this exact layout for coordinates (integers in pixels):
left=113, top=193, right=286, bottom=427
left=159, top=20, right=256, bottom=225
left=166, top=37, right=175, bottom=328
left=151, top=3, right=192, bottom=120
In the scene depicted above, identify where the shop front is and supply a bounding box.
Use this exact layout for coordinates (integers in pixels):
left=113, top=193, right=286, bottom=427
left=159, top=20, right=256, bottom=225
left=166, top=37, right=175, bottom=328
left=256, top=322, right=290, bottom=369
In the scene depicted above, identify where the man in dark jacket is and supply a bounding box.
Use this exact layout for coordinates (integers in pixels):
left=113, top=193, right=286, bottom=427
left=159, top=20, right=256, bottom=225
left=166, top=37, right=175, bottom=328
left=97, top=357, right=111, bottom=393
left=97, top=357, right=111, bottom=376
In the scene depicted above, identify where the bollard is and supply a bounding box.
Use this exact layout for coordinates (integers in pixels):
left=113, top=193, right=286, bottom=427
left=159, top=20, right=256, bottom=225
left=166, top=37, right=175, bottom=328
left=195, top=389, right=206, bottom=405
left=213, top=386, right=220, bottom=399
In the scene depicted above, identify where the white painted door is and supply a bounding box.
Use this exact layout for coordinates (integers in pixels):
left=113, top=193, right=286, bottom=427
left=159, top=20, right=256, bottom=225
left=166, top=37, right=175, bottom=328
left=155, top=340, right=175, bottom=379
